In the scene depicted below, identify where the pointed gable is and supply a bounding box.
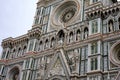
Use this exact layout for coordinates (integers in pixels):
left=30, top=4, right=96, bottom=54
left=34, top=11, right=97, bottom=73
left=44, top=49, right=71, bottom=80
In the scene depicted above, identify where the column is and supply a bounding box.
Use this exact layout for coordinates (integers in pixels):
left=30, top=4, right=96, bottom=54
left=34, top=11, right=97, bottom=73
left=89, top=21, right=92, bottom=35
left=98, top=18, right=101, bottom=33
left=32, top=39, right=37, bottom=51
left=81, top=0, right=84, bottom=21
left=26, top=71, right=30, bottom=80
left=23, top=60, right=26, bottom=70
left=87, top=58, right=91, bottom=72
left=0, top=65, right=4, bottom=75
left=98, top=56, right=101, bottom=70
left=20, top=72, right=23, bottom=80
left=98, top=41, right=101, bottom=54
left=88, top=43, right=91, bottom=56
left=26, top=40, right=31, bottom=52
left=90, top=0, right=93, bottom=4
left=4, top=48, right=9, bottom=59
left=29, top=58, right=33, bottom=69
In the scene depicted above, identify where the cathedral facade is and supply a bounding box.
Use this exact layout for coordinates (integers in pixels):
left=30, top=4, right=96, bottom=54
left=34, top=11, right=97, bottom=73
left=0, top=0, right=120, bottom=80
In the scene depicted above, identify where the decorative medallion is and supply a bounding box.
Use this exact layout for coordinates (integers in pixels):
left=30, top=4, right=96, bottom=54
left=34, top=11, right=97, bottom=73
left=51, top=0, right=80, bottom=27
left=61, top=8, right=76, bottom=23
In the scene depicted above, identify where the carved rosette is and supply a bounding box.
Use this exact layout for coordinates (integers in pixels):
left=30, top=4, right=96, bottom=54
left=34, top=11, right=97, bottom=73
left=51, top=0, right=80, bottom=28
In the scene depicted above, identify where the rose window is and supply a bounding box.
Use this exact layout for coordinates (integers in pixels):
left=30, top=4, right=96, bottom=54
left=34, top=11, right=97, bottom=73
left=51, top=0, right=80, bottom=26
left=61, top=8, right=76, bottom=23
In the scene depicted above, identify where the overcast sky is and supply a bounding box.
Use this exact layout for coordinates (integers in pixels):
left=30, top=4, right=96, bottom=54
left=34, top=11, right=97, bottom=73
left=0, top=0, right=37, bottom=55
left=0, top=0, right=120, bottom=56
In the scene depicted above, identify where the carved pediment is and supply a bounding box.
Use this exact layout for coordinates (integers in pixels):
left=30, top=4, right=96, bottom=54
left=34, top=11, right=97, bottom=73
left=44, top=49, right=71, bottom=80
left=49, top=58, right=65, bottom=76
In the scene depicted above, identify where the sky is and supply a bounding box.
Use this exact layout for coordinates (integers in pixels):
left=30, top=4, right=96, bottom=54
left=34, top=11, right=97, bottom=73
left=0, top=0, right=37, bottom=55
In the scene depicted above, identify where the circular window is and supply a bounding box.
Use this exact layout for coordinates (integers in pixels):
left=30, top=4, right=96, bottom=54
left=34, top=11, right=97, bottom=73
left=110, top=41, right=120, bottom=66
left=51, top=0, right=80, bottom=27
left=61, top=8, right=76, bottom=23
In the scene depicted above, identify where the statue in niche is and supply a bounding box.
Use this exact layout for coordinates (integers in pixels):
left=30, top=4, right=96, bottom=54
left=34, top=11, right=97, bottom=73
left=40, top=57, right=46, bottom=70
left=76, top=30, right=80, bottom=41
left=118, top=18, right=120, bottom=30
left=69, top=33, right=73, bottom=43
left=13, top=74, right=19, bottom=80
left=39, top=57, right=46, bottom=77
left=109, top=21, right=114, bottom=32
left=51, top=38, right=55, bottom=47
left=58, top=30, right=65, bottom=44
left=84, top=31, right=88, bottom=39
left=69, top=50, right=79, bottom=72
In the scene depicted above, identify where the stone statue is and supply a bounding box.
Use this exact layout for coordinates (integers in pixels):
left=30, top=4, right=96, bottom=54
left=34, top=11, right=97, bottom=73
left=109, top=22, right=113, bottom=32
left=13, top=74, right=19, bottom=80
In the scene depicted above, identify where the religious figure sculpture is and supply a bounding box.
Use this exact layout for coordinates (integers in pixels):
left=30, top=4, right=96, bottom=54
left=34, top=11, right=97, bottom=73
left=109, top=21, right=114, bottom=32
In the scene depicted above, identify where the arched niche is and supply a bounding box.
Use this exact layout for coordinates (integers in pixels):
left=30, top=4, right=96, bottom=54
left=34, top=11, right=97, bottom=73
left=9, top=67, right=20, bottom=80
left=57, top=30, right=65, bottom=44
left=110, top=41, right=120, bottom=67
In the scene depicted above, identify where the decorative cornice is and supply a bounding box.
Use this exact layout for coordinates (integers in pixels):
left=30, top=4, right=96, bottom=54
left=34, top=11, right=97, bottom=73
left=2, top=34, right=28, bottom=48
left=27, top=27, right=41, bottom=39
left=85, top=2, right=120, bottom=20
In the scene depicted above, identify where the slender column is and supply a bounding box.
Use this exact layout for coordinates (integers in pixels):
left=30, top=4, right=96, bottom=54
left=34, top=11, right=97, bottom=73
left=98, top=41, right=101, bottom=54
left=90, top=0, right=93, bottom=4
left=88, top=43, right=91, bottom=56
left=0, top=65, right=4, bottom=75
left=26, top=71, right=30, bottom=80
left=26, top=40, right=31, bottom=52
left=87, top=58, right=91, bottom=72
left=81, top=0, right=84, bottom=21
left=98, top=18, right=101, bottom=33
left=20, top=72, right=23, bottom=80
left=32, top=39, right=37, bottom=51
left=98, top=56, right=101, bottom=70
left=29, top=58, right=33, bottom=69
left=23, top=60, right=26, bottom=70
left=4, top=48, right=9, bottom=59
left=89, top=21, right=92, bottom=35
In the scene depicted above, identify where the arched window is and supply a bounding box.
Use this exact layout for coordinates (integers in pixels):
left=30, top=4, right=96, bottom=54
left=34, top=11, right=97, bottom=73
left=57, top=30, right=65, bottom=44
left=51, top=37, right=55, bottom=47
left=92, top=20, right=98, bottom=34
left=18, top=48, right=21, bottom=57
left=39, top=41, right=43, bottom=51
left=23, top=46, right=27, bottom=55
left=34, top=17, right=39, bottom=24
left=6, top=51, right=10, bottom=59
left=76, top=29, right=81, bottom=41
left=45, top=39, right=49, bottom=49
left=12, top=49, right=16, bottom=58
left=84, top=27, right=89, bottom=39
left=118, top=17, right=120, bottom=30
left=69, top=32, right=73, bottom=43
left=108, top=20, right=114, bottom=32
